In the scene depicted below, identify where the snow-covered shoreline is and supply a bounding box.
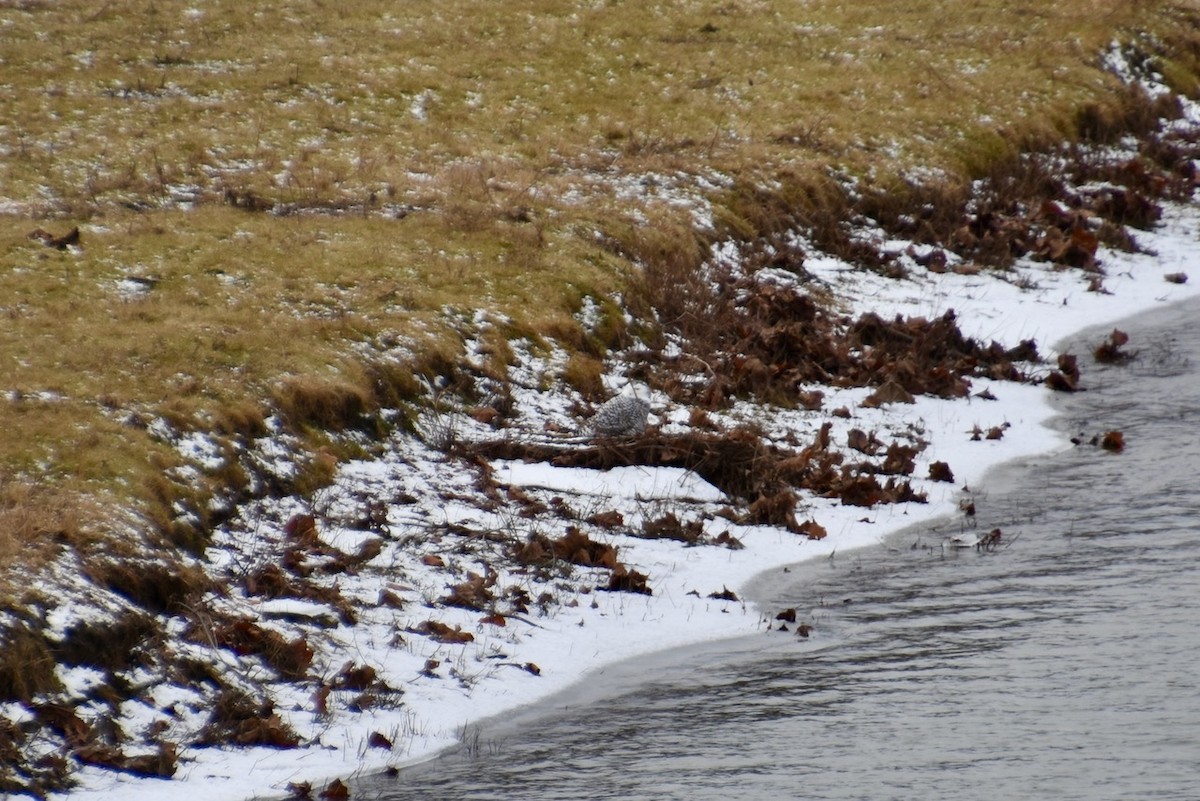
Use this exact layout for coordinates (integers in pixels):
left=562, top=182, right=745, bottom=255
left=50, top=198, right=1200, bottom=801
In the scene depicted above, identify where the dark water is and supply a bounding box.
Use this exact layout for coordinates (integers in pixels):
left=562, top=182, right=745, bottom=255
left=354, top=298, right=1200, bottom=801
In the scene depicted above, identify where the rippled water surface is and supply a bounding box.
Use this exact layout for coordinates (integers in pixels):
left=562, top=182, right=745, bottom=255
left=355, top=299, right=1200, bottom=800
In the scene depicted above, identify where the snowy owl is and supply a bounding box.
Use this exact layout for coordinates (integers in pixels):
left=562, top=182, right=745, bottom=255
left=589, top=384, right=651, bottom=437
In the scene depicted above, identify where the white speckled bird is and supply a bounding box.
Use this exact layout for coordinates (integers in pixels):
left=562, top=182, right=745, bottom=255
left=589, top=384, right=651, bottom=437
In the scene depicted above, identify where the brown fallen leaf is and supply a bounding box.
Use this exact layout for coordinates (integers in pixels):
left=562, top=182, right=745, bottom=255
left=979, top=528, right=1003, bottom=549
left=378, top=588, right=406, bottom=609
left=442, top=573, right=494, bottom=610
left=605, top=564, right=652, bottom=595
left=847, top=428, right=880, bottom=454
left=286, top=781, right=314, bottom=800
left=471, top=406, right=500, bottom=424
left=928, top=461, right=955, bottom=483
left=333, top=662, right=378, bottom=691
left=312, top=684, right=331, bottom=715
left=417, top=620, right=474, bottom=644
left=1093, top=329, right=1133, bottom=364
left=1058, top=353, right=1081, bottom=382
left=713, top=531, right=745, bottom=550
left=881, top=442, right=918, bottom=475
left=797, top=389, right=825, bottom=410
left=284, top=513, right=319, bottom=545
left=708, top=586, right=739, bottom=602
left=1044, top=371, right=1077, bottom=392
left=862, top=379, right=916, bottom=407
left=796, top=519, right=828, bottom=540
left=586, top=509, right=625, bottom=528
left=553, top=527, right=619, bottom=568
left=320, top=778, right=351, bottom=800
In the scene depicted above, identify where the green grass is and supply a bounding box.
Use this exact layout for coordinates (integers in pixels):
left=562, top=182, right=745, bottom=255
left=1, top=0, right=1198, bottom=578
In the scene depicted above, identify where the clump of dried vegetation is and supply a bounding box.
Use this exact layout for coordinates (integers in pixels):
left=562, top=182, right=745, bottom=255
left=2, top=0, right=1200, bottom=793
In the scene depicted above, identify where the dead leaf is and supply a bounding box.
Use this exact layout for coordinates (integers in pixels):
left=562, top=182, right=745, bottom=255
left=471, top=406, right=500, bottom=424
left=638, top=513, right=704, bottom=544
left=233, top=712, right=298, bottom=748
left=837, top=475, right=884, bottom=507
left=312, top=685, right=331, bottom=715
left=378, top=588, right=406, bottom=609
left=417, top=620, right=474, bottom=644
left=708, top=586, right=739, bottom=602
left=284, top=513, right=319, bottom=544
left=287, top=781, right=315, bottom=800
left=1094, top=329, right=1134, bottom=364
left=319, top=778, right=351, bottom=800
left=605, top=564, right=652, bottom=595
left=1044, top=371, right=1077, bottom=392
left=748, top=490, right=800, bottom=530
left=847, top=428, right=879, bottom=454
left=442, top=572, right=494, bottom=610
left=796, top=519, right=828, bottom=540
left=797, top=389, right=824, bottom=410
left=928, top=461, right=955, bottom=483
left=862, top=379, right=916, bottom=407
left=713, top=531, right=744, bottom=550
left=120, top=743, right=178, bottom=778
left=586, top=510, right=625, bottom=528
left=881, top=442, right=918, bottom=475
left=980, top=528, right=1003, bottom=549
left=333, top=662, right=378, bottom=691
left=1058, top=353, right=1080, bottom=382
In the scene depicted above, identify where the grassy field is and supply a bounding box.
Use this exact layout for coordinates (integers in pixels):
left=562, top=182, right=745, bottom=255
left=1, top=0, right=1198, bottom=580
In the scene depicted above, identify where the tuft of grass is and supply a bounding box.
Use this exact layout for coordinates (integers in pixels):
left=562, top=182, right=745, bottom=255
left=271, top=377, right=374, bottom=433
left=0, top=624, right=64, bottom=702
left=0, top=479, right=108, bottom=603
left=561, top=353, right=606, bottom=400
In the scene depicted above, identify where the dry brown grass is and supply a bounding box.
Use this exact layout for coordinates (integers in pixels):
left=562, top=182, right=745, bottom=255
left=0, top=479, right=109, bottom=604
left=0, top=624, right=63, bottom=702
left=0, top=0, right=1197, bottom=584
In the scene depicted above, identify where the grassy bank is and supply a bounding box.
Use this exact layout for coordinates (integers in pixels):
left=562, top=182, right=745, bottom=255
left=2, top=0, right=1200, bottom=792
left=2, top=1, right=1195, bottom=545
